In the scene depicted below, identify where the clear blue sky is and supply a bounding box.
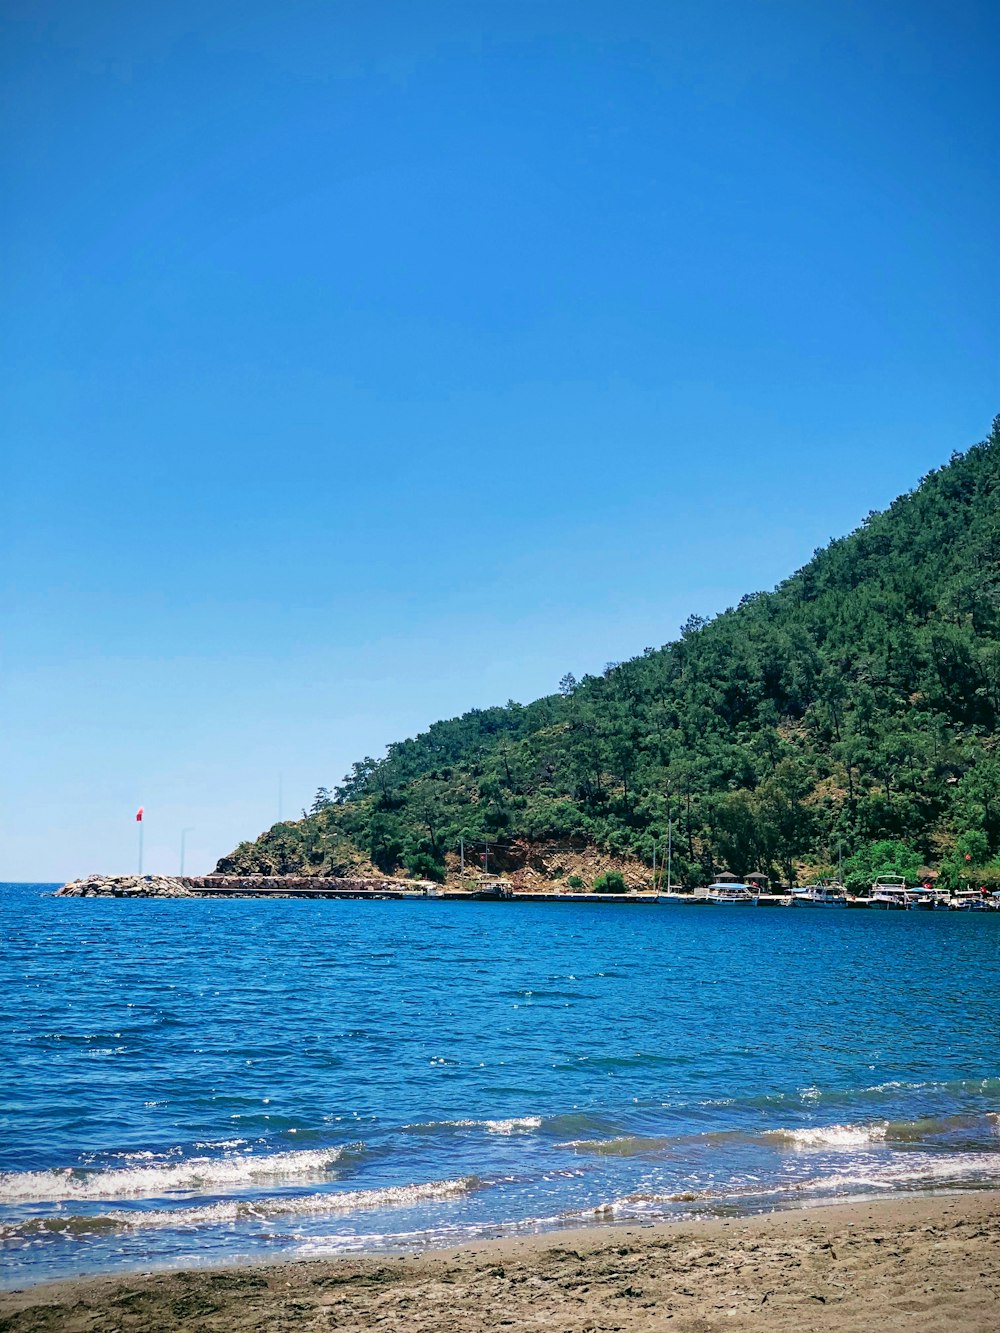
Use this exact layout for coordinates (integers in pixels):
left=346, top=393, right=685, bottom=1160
left=2, top=1, right=997, bottom=880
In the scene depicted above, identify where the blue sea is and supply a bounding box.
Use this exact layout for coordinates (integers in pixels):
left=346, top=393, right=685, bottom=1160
left=2, top=883, right=999, bottom=1288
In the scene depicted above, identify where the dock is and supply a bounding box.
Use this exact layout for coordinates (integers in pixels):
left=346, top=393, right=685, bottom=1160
left=55, top=875, right=998, bottom=909
left=57, top=873, right=666, bottom=902
left=185, top=876, right=663, bottom=904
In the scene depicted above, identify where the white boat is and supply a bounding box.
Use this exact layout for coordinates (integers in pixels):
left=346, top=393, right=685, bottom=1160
left=697, top=881, right=758, bottom=905
left=870, top=876, right=909, bottom=909
left=712, top=884, right=758, bottom=904
left=948, top=890, right=991, bottom=912
left=790, top=883, right=848, bottom=907
left=903, top=886, right=948, bottom=911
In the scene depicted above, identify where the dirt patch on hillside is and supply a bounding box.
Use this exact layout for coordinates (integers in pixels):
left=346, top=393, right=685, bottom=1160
left=443, top=839, right=655, bottom=891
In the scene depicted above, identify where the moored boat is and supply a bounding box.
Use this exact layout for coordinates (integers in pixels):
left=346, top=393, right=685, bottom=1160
left=472, top=880, right=514, bottom=900
left=696, top=880, right=759, bottom=905
left=790, top=883, right=848, bottom=908
left=948, top=890, right=991, bottom=912
left=903, top=886, right=948, bottom=911
left=870, top=876, right=909, bottom=909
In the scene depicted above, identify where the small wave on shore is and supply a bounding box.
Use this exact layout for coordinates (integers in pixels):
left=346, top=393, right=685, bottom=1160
left=558, top=1135, right=676, bottom=1156
left=555, top=1109, right=1000, bottom=1160
left=0, top=1145, right=363, bottom=1203
left=0, top=1176, right=486, bottom=1241
left=797, top=1151, right=1000, bottom=1194
left=765, top=1110, right=1000, bottom=1151
left=764, top=1123, right=889, bottom=1149
left=567, top=1149, right=1000, bottom=1225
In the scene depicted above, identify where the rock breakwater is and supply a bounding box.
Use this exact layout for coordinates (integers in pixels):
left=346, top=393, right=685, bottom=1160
left=55, top=874, right=436, bottom=899
left=57, top=874, right=197, bottom=898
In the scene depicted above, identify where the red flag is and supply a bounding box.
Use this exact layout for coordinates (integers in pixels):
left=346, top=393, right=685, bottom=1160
left=136, top=807, right=144, bottom=822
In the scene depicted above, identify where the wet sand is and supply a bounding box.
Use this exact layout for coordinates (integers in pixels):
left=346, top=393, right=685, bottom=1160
left=1, top=1191, right=997, bottom=1332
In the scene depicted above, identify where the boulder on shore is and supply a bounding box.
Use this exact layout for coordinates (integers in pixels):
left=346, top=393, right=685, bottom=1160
left=57, top=874, right=196, bottom=898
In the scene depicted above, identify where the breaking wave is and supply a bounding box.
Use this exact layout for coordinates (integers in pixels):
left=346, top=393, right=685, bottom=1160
left=0, top=1176, right=484, bottom=1240
left=765, top=1124, right=889, bottom=1149
left=765, top=1112, right=1000, bottom=1151
left=0, top=1145, right=362, bottom=1204
left=559, top=1135, right=676, bottom=1156
left=796, top=1152, right=1000, bottom=1193
left=402, top=1116, right=542, bottom=1136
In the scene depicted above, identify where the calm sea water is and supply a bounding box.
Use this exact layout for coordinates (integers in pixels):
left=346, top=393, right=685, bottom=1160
left=2, top=882, right=999, bottom=1287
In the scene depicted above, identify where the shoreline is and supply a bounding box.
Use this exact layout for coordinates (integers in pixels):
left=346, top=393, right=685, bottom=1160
left=2, top=1191, right=998, bottom=1331
left=50, top=875, right=1000, bottom=909
left=52, top=873, right=660, bottom=902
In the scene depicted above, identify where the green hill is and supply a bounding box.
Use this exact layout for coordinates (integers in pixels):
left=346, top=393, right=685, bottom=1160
left=219, top=417, right=1000, bottom=891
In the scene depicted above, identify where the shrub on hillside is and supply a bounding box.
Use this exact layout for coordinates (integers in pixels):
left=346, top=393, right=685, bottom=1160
left=593, top=870, right=627, bottom=894
left=405, top=851, right=445, bottom=883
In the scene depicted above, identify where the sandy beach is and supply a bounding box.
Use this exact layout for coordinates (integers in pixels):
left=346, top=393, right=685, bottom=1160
left=1, top=1191, right=997, bottom=1332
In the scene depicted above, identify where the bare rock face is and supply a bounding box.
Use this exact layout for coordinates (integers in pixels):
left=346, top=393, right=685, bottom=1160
left=56, top=875, right=197, bottom=898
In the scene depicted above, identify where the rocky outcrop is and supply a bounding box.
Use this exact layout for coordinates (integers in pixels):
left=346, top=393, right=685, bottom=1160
left=57, top=874, right=197, bottom=898
left=54, top=873, right=431, bottom=898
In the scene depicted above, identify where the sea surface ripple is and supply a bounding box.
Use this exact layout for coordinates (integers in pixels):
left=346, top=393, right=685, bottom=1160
left=1, top=883, right=998, bottom=1285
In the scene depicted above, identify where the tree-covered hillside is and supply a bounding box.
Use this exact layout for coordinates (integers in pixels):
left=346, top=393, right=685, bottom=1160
left=220, top=418, right=1000, bottom=889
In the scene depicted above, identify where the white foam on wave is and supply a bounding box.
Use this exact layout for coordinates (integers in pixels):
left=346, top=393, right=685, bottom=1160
left=480, top=1117, right=542, bottom=1135
left=0, top=1176, right=484, bottom=1238
left=558, top=1188, right=713, bottom=1222
left=862, top=1075, right=1000, bottom=1096
left=291, top=1210, right=571, bottom=1259
left=405, top=1116, right=542, bottom=1136
left=561, top=1150, right=1000, bottom=1223
left=0, top=1145, right=359, bottom=1203
left=558, top=1135, right=674, bottom=1156
left=765, top=1123, right=888, bottom=1150
left=799, top=1151, right=1000, bottom=1193
left=767, top=1112, right=1000, bottom=1151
